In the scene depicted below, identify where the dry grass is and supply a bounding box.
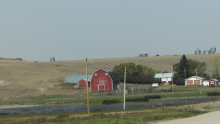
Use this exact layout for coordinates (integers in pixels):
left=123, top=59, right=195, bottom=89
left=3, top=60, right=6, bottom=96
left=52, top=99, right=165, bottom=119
left=0, top=54, right=219, bottom=99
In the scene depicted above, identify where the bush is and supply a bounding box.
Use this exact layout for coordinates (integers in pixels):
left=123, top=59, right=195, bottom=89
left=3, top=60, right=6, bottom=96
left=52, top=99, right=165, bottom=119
left=175, top=78, right=185, bottom=85
left=207, top=92, right=220, bottom=96
left=102, top=99, right=121, bottom=105
left=102, top=97, right=149, bottom=105
left=144, top=95, right=161, bottom=99
left=126, top=97, right=149, bottom=102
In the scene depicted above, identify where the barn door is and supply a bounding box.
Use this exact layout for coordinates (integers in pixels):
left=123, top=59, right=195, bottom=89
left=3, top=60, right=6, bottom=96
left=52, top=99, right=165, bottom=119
left=98, top=85, right=105, bottom=91
left=98, top=80, right=105, bottom=91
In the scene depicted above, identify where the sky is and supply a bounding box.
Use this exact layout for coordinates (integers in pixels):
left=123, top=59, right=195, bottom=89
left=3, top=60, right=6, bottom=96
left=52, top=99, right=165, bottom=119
left=1, top=0, right=220, bottom=61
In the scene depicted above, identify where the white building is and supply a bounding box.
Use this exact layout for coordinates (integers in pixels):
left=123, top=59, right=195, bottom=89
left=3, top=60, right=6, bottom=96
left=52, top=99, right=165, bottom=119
left=154, top=73, right=175, bottom=85
left=203, top=80, right=209, bottom=86
left=185, top=76, right=205, bottom=86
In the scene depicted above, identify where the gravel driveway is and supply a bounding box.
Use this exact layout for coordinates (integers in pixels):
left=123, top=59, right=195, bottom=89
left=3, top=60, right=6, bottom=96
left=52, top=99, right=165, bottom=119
left=155, top=110, right=220, bottom=124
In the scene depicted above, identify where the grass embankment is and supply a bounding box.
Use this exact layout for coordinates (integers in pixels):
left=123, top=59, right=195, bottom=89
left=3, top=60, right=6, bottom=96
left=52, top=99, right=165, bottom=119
left=0, top=107, right=206, bottom=124
left=0, top=92, right=207, bottom=106
left=0, top=85, right=219, bottom=106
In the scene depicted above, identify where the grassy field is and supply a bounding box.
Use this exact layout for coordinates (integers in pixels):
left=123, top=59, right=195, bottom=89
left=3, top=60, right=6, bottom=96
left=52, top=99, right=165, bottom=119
left=0, top=106, right=207, bottom=124
left=0, top=54, right=220, bottom=101
left=0, top=85, right=219, bottom=106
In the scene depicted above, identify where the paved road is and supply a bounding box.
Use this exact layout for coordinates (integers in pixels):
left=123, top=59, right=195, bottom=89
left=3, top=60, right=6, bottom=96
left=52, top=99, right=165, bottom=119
left=0, top=96, right=220, bottom=114
left=155, top=110, right=220, bottom=124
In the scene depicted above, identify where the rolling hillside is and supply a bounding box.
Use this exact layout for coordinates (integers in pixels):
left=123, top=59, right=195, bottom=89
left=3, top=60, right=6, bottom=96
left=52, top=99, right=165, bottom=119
left=0, top=53, right=219, bottom=99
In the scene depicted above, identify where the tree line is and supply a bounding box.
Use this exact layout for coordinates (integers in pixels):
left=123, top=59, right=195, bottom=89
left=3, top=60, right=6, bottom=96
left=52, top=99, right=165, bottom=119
left=113, top=55, right=220, bottom=85
left=113, top=62, right=160, bottom=84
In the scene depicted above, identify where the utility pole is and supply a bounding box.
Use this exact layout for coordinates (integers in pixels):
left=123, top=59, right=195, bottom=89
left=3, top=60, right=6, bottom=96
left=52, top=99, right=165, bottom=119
left=184, top=67, right=186, bottom=79
left=171, top=65, right=174, bottom=93
left=196, top=67, right=197, bottom=93
left=86, top=58, right=90, bottom=117
left=184, top=67, right=186, bottom=88
left=123, top=67, right=126, bottom=110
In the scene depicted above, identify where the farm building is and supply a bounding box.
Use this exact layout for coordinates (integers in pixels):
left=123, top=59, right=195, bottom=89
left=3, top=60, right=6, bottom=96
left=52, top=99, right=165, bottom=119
left=154, top=73, right=175, bottom=85
left=78, top=79, right=90, bottom=87
left=185, top=76, right=205, bottom=86
left=209, top=79, right=219, bottom=87
left=203, top=80, right=209, bottom=86
left=64, top=74, right=93, bottom=84
left=91, top=68, right=120, bottom=92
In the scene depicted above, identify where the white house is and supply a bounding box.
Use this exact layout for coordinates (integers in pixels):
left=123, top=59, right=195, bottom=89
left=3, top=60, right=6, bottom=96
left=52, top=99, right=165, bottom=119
left=203, top=80, right=209, bottom=86
left=185, top=76, right=205, bottom=86
left=154, top=73, right=175, bottom=85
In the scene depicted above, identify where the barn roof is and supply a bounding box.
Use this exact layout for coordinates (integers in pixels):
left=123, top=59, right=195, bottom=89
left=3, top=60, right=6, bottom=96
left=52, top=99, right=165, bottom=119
left=65, top=74, right=93, bottom=83
left=100, top=68, right=120, bottom=81
left=154, top=73, right=175, bottom=78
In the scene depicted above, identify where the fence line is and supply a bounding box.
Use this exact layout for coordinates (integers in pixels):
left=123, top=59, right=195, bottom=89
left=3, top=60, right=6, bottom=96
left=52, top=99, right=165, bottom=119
left=116, top=84, right=153, bottom=94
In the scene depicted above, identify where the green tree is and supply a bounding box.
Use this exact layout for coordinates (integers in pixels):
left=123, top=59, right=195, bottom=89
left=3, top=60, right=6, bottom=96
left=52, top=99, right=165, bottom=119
left=212, top=57, right=220, bottom=80
left=188, top=59, right=206, bottom=77
left=113, top=62, right=138, bottom=76
left=173, top=54, right=190, bottom=78
left=173, top=55, right=207, bottom=81
left=113, top=63, right=159, bottom=77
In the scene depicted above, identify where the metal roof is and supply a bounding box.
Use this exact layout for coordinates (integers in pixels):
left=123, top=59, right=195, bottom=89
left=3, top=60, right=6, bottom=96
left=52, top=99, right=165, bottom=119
left=99, top=68, right=120, bottom=81
left=210, top=79, right=219, bottom=82
left=65, top=74, right=93, bottom=83
left=185, top=76, right=205, bottom=80
left=154, top=73, right=175, bottom=78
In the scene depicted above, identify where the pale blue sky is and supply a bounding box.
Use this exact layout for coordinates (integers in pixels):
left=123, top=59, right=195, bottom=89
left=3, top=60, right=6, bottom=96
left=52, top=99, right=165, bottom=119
left=1, top=0, right=220, bottom=61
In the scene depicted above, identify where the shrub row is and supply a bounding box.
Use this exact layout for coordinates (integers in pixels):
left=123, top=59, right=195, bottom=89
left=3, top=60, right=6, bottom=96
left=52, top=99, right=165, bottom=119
left=118, top=76, right=160, bottom=84
left=102, top=97, right=149, bottom=105
left=102, top=95, right=161, bottom=105
left=144, top=95, right=161, bottom=99
left=207, top=92, right=220, bottom=96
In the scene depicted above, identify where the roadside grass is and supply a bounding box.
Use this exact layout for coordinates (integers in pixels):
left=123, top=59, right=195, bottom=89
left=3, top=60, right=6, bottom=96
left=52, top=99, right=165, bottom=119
left=0, top=107, right=207, bottom=124
left=0, top=91, right=209, bottom=106
left=1, top=85, right=219, bottom=106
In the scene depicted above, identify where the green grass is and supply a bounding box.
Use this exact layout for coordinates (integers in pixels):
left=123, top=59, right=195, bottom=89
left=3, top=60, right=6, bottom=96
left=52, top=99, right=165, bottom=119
left=0, top=92, right=208, bottom=106
left=0, top=107, right=206, bottom=124
left=0, top=85, right=219, bottom=106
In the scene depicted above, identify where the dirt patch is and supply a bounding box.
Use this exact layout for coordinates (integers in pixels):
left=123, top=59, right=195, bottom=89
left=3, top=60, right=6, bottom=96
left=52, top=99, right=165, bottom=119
left=0, top=80, right=8, bottom=86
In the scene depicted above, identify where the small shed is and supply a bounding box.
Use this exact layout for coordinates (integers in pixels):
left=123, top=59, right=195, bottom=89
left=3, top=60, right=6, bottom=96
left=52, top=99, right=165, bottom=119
left=209, top=79, right=219, bottom=87
left=203, top=80, right=209, bottom=86
left=154, top=73, right=175, bottom=85
left=78, top=79, right=90, bottom=87
left=65, top=74, right=93, bottom=84
left=91, top=68, right=120, bottom=92
left=185, top=76, right=205, bottom=86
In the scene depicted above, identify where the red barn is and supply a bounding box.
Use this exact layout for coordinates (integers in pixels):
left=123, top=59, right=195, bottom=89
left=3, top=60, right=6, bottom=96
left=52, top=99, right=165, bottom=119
left=91, top=68, right=120, bottom=92
left=78, top=79, right=90, bottom=87
left=209, top=79, right=219, bottom=87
